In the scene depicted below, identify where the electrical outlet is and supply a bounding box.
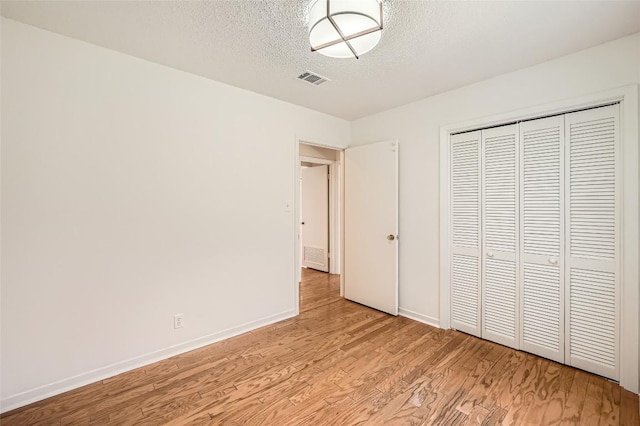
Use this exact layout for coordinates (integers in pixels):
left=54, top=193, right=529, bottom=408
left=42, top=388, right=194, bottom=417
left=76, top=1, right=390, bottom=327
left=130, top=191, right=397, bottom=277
left=174, top=313, right=184, bottom=329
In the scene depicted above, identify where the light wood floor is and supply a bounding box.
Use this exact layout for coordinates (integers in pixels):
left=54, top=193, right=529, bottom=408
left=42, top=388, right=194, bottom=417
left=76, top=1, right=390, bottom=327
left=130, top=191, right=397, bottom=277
left=2, top=269, right=639, bottom=425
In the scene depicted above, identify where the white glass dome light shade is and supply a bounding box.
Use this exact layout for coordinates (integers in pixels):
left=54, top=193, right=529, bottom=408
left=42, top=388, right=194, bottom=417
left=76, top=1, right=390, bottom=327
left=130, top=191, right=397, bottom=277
left=308, top=0, right=383, bottom=59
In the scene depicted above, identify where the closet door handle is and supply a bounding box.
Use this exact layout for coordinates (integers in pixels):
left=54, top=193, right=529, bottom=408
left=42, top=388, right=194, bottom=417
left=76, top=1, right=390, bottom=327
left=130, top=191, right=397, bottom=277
left=549, top=257, right=558, bottom=265
left=487, top=251, right=494, bottom=258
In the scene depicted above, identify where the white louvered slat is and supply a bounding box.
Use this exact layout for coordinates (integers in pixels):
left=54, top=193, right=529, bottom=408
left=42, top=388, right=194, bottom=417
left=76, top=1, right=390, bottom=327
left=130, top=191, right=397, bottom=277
left=481, top=124, right=518, bottom=348
left=569, top=116, right=616, bottom=260
left=484, top=132, right=516, bottom=253
left=566, top=104, right=619, bottom=381
left=520, top=115, right=564, bottom=363
left=484, top=258, right=516, bottom=340
left=452, top=254, right=479, bottom=330
left=452, top=139, right=479, bottom=248
left=523, top=262, right=561, bottom=352
left=569, top=268, right=616, bottom=369
left=450, top=131, right=481, bottom=337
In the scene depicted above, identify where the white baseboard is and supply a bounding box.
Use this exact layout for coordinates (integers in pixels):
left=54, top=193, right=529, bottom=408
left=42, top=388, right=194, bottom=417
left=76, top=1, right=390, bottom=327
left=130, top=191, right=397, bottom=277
left=0, top=309, right=296, bottom=414
left=398, top=308, right=441, bottom=329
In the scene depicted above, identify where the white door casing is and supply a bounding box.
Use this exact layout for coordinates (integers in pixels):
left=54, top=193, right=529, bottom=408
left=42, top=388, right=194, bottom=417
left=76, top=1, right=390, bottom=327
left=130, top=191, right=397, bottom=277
left=301, top=165, right=329, bottom=272
left=344, top=140, right=399, bottom=316
left=439, top=86, right=638, bottom=393
left=446, top=104, right=621, bottom=383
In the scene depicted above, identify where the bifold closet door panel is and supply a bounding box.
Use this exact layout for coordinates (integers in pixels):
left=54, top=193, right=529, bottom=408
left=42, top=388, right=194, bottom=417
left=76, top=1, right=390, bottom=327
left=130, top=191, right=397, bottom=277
left=520, top=115, right=564, bottom=363
left=565, top=104, right=619, bottom=381
left=481, top=124, right=518, bottom=348
left=450, top=131, right=482, bottom=337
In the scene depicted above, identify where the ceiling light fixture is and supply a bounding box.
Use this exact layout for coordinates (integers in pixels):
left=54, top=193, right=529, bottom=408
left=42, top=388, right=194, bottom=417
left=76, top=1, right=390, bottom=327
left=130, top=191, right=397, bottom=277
left=308, top=0, right=383, bottom=59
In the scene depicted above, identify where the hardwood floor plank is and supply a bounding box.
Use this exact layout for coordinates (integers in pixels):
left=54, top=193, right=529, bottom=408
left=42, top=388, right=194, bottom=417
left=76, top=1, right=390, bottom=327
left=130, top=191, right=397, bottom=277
left=599, top=379, right=621, bottom=426
left=497, top=354, right=550, bottom=425
left=374, top=330, right=456, bottom=394
left=580, top=375, right=606, bottom=425
left=492, top=351, right=532, bottom=412
left=482, top=406, right=508, bottom=425
left=107, top=404, right=146, bottom=424
left=225, top=397, right=298, bottom=425
left=1, top=269, right=636, bottom=425
left=367, top=381, right=429, bottom=424
left=480, top=349, right=527, bottom=411
left=456, top=345, right=510, bottom=413
left=620, top=389, right=640, bottom=426
left=538, top=364, right=576, bottom=426
left=380, top=321, right=436, bottom=354
left=559, top=369, right=591, bottom=424
left=461, top=404, right=491, bottom=425
left=427, top=404, right=468, bottom=426
left=30, top=418, right=61, bottom=426
left=456, top=345, right=508, bottom=415
left=286, top=395, right=355, bottom=426
left=421, top=342, right=503, bottom=426
left=161, top=385, right=240, bottom=425
left=139, top=390, right=201, bottom=421
left=520, top=361, right=562, bottom=425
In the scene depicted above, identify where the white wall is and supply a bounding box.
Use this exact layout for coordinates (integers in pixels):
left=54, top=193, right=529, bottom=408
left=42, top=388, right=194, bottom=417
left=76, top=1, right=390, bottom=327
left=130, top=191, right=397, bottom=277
left=0, top=18, right=349, bottom=410
left=351, top=32, right=640, bottom=391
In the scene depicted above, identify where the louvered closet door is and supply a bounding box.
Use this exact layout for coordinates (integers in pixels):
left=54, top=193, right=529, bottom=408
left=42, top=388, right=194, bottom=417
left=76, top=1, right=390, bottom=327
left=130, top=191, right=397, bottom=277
left=481, top=125, right=518, bottom=348
left=565, top=104, right=620, bottom=381
left=520, top=116, right=564, bottom=363
left=450, top=131, right=482, bottom=337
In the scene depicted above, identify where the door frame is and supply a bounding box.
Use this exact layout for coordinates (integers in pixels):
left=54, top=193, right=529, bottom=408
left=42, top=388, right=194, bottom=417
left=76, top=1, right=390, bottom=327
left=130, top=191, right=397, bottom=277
left=294, top=139, right=345, bottom=315
left=439, top=85, right=639, bottom=393
left=300, top=163, right=330, bottom=272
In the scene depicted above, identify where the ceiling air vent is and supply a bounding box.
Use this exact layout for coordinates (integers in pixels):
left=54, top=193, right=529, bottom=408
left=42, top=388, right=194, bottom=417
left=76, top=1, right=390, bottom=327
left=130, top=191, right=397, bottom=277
left=297, top=71, right=330, bottom=86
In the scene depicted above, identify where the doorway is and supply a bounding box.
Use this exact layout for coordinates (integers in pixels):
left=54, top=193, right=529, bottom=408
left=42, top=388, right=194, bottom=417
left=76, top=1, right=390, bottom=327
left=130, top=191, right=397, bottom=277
left=294, top=139, right=399, bottom=317
left=301, top=164, right=329, bottom=272
left=298, top=143, right=342, bottom=285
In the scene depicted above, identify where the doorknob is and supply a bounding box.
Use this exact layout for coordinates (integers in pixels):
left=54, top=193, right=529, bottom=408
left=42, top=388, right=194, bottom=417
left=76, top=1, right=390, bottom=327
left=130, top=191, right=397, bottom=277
left=387, top=234, right=395, bottom=241
left=487, top=251, right=494, bottom=258
left=301, top=222, right=305, bottom=225
left=549, top=257, right=558, bottom=265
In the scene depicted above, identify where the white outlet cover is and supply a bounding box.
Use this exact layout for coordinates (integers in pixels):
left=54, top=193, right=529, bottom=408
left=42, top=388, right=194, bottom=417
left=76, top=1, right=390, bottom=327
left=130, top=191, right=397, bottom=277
left=174, top=313, right=184, bottom=329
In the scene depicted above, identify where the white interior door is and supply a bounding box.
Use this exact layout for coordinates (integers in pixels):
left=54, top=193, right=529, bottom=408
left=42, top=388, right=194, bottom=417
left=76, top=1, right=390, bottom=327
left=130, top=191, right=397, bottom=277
left=520, top=115, right=565, bottom=363
left=301, top=165, right=329, bottom=272
left=344, top=141, right=398, bottom=315
left=482, top=124, right=519, bottom=348
left=450, top=131, right=482, bottom=337
left=565, top=104, right=619, bottom=380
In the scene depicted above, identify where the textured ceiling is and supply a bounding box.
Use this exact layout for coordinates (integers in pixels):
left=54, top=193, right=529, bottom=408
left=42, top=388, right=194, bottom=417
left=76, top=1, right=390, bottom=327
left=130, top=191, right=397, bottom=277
left=2, top=1, right=640, bottom=120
